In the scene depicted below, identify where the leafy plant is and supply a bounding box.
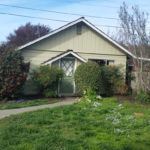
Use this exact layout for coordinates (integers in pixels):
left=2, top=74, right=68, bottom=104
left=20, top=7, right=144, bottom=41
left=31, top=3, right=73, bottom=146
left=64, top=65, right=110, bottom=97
left=99, top=66, right=125, bottom=96
left=31, top=65, right=63, bottom=97
left=0, top=51, right=30, bottom=100
left=116, top=82, right=128, bottom=95
left=75, top=62, right=125, bottom=96
left=43, top=89, right=57, bottom=98
left=83, top=88, right=97, bottom=102
left=136, top=90, right=150, bottom=103
left=74, top=61, right=100, bottom=94
left=99, top=66, right=113, bottom=96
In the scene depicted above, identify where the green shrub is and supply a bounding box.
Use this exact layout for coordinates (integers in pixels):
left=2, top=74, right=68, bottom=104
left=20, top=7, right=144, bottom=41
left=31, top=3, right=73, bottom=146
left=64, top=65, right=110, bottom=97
left=75, top=62, right=125, bottom=96
left=83, top=88, right=97, bottom=101
left=99, top=66, right=125, bottom=96
left=116, top=82, right=128, bottom=95
left=99, top=66, right=113, bottom=96
left=43, top=89, right=57, bottom=98
left=136, top=91, right=150, bottom=103
left=74, top=62, right=100, bottom=94
left=0, top=51, right=30, bottom=100
left=31, top=65, right=64, bottom=97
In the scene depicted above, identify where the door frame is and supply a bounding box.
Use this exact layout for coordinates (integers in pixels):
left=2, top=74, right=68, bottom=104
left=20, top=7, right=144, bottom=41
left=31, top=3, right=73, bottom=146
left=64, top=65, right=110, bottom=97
left=58, top=57, right=77, bottom=96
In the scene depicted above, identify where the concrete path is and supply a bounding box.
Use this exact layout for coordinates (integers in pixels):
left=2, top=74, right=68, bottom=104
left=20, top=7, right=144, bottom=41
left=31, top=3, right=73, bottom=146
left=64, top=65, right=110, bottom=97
left=0, top=98, right=78, bottom=119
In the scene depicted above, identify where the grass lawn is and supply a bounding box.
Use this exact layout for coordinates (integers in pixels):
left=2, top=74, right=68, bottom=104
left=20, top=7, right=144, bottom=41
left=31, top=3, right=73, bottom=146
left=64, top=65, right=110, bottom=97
left=0, top=98, right=149, bottom=150
left=0, top=98, right=59, bottom=110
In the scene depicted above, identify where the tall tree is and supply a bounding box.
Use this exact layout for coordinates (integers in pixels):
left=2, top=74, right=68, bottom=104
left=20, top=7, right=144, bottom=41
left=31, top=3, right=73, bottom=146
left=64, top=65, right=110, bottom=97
left=0, top=22, right=51, bottom=52
left=6, top=22, right=51, bottom=49
left=118, top=2, right=150, bottom=93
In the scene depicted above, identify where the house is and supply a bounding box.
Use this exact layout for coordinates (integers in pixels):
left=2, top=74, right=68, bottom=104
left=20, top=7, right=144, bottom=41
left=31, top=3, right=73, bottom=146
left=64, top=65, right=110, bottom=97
left=17, top=17, right=138, bottom=96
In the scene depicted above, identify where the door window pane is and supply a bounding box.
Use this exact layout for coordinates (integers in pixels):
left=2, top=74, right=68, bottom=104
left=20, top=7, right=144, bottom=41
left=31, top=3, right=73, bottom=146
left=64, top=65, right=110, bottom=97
left=61, top=59, right=75, bottom=76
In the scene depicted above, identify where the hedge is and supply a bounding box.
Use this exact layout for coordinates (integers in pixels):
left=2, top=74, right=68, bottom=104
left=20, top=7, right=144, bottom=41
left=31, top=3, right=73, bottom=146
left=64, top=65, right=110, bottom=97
left=74, top=61, right=101, bottom=93
left=31, top=65, right=64, bottom=97
left=75, top=62, right=126, bottom=96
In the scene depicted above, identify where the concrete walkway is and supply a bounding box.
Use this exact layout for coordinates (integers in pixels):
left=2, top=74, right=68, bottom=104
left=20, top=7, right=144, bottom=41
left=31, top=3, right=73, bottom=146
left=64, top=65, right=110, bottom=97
left=0, top=98, right=78, bottom=119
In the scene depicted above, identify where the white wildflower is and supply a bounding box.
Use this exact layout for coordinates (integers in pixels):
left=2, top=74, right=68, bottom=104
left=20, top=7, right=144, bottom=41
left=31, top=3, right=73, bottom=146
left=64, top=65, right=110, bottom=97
left=125, top=115, right=134, bottom=121
left=118, top=104, right=124, bottom=109
left=114, top=128, right=124, bottom=134
left=75, top=98, right=82, bottom=103
left=118, top=104, right=122, bottom=107
left=96, top=95, right=102, bottom=99
left=112, top=118, right=120, bottom=125
left=83, top=90, right=86, bottom=95
left=93, top=102, right=101, bottom=107
left=86, top=98, right=91, bottom=103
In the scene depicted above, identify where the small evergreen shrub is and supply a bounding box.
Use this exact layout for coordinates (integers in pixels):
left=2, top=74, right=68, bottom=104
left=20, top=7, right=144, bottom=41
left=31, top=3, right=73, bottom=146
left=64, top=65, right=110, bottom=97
left=99, top=66, right=125, bottom=96
left=31, top=65, right=64, bottom=97
left=0, top=51, right=30, bottom=100
left=43, top=89, right=57, bottom=98
left=75, top=62, right=125, bottom=96
left=99, top=66, right=113, bottom=96
left=136, top=91, right=150, bottom=103
left=74, top=62, right=100, bottom=94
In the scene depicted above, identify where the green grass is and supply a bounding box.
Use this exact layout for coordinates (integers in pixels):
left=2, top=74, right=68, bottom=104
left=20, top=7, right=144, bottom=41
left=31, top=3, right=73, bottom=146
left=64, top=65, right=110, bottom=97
left=0, top=98, right=59, bottom=110
left=0, top=98, right=149, bottom=150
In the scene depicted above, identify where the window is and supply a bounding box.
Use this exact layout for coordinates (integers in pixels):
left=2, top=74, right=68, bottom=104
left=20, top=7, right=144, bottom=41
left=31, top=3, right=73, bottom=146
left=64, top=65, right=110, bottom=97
left=61, top=58, right=75, bottom=76
left=107, top=60, right=114, bottom=65
left=90, top=59, right=114, bottom=66
left=76, top=24, right=82, bottom=35
left=90, top=59, right=106, bottom=66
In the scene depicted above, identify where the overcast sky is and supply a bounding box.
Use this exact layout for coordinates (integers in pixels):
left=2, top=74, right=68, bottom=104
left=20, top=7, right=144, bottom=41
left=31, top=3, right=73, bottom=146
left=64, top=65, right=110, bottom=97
left=0, top=0, right=150, bottom=42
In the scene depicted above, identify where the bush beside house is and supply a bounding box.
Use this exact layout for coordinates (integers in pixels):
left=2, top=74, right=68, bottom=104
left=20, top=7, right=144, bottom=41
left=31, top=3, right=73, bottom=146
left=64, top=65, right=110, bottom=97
left=75, top=62, right=127, bottom=96
left=31, top=65, right=64, bottom=98
left=75, top=62, right=150, bottom=103
left=0, top=51, right=30, bottom=100
left=74, top=62, right=101, bottom=94
left=99, top=66, right=128, bottom=96
left=0, top=51, right=149, bottom=103
left=136, top=90, right=150, bottom=103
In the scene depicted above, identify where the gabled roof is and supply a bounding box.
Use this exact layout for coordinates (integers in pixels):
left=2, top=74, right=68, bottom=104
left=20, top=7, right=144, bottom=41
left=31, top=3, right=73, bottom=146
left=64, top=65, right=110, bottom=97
left=17, top=17, right=136, bottom=57
left=16, top=17, right=150, bottom=61
left=43, top=50, right=87, bottom=65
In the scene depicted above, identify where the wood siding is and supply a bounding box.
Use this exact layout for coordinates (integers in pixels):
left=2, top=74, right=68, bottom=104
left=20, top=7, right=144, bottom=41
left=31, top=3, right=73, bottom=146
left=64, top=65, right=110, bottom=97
left=21, top=23, right=127, bottom=70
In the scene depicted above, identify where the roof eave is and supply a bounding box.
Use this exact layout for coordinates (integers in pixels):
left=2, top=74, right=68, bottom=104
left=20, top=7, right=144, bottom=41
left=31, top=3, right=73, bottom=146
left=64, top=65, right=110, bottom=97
left=43, top=50, right=87, bottom=65
left=16, top=17, right=85, bottom=51
left=16, top=17, right=136, bottom=58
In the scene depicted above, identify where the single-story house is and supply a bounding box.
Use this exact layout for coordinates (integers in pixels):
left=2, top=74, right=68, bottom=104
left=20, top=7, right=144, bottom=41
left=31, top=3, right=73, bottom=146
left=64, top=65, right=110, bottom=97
left=17, top=17, right=149, bottom=96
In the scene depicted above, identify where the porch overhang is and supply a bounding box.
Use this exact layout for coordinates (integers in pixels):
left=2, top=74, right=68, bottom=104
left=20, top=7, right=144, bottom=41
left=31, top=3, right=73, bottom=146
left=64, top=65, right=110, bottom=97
left=42, top=50, right=87, bottom=65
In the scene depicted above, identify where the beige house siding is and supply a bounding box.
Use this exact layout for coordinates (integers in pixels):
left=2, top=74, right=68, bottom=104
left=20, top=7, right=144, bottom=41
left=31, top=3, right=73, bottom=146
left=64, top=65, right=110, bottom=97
left=21, top=22, right=128, bottom=96
left=21, top=23, right=127, bottom=70
left=79, top=53, right=127, bottom=73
